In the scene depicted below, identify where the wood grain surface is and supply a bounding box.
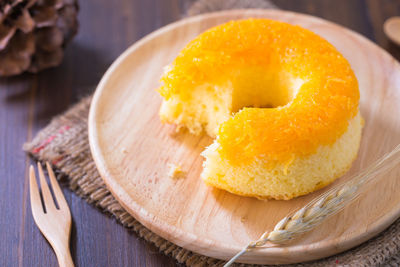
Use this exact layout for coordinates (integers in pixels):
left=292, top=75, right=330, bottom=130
left=89, top=9, right=400, bottom=264
left=2, top=1, right=400, bottom=266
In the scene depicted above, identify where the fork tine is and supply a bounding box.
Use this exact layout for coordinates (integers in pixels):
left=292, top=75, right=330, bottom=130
left=37, top=162, right=57, bottom=212
left=29, top=165, right=43, bottom=217
left=46, top=162, right=69, bottom=212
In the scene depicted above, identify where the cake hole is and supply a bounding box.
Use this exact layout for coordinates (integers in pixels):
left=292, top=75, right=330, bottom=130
left=230, top=68, right=304, bottom=113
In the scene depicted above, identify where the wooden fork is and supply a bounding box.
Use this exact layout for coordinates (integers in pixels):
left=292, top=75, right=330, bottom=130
left=29, top=162, right=74, bottom=267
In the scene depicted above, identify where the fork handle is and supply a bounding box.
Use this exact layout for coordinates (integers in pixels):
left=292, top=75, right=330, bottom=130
left=55, top=246, right=74, bottom=267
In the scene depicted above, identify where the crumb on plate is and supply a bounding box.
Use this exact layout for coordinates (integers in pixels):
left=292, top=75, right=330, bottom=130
left=167, top=163, right=186, bottom=179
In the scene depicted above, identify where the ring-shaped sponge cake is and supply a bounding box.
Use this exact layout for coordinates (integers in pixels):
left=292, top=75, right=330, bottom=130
left=158, top=19, right=363, bottom=200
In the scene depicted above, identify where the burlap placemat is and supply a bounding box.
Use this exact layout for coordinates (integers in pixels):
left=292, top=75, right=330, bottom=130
left=24, top=0, right=400, bottom=266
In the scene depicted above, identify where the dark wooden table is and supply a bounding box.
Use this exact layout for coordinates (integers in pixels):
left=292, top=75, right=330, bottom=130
left=1, top=0, right=400, bottom=266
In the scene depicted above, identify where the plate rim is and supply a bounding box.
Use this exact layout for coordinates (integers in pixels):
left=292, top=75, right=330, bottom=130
left=88, top=9, right=400, bottom=263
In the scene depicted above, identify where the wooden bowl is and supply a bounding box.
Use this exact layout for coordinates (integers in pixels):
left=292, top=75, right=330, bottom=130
left=88, top=9, right=400, bottom=264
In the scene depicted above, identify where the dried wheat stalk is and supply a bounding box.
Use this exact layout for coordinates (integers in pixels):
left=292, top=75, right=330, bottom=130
left=224, top=144, right=400, bottom=266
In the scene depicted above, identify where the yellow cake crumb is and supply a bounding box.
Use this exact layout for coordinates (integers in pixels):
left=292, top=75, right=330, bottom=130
left=167, top=163, right=186, bottom=179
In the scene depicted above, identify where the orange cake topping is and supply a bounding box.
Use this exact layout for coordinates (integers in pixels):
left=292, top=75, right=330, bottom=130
left=159, top=19, right=359, bottom=166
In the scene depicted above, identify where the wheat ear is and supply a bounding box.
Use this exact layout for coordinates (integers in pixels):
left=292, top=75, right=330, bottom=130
left=224, top=144, right=400, bottom=266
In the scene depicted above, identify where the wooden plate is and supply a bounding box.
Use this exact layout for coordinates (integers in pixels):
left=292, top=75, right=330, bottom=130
left=88, top=10, right=400, bottom=264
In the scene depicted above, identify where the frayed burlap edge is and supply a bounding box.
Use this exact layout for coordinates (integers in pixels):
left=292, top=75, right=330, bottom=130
left=23, top=0, right=400, bottom=266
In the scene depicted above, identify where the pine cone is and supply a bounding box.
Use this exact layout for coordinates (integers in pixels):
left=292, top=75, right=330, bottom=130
left=0, top=0, right=78, bottom=76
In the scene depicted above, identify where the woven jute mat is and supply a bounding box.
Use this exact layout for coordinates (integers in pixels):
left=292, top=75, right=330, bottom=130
left=24, top=0, right=400, bottom=266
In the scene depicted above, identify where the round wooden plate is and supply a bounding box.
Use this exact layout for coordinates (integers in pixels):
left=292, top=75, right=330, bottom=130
left=88, top=10, right=400, bottom=264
